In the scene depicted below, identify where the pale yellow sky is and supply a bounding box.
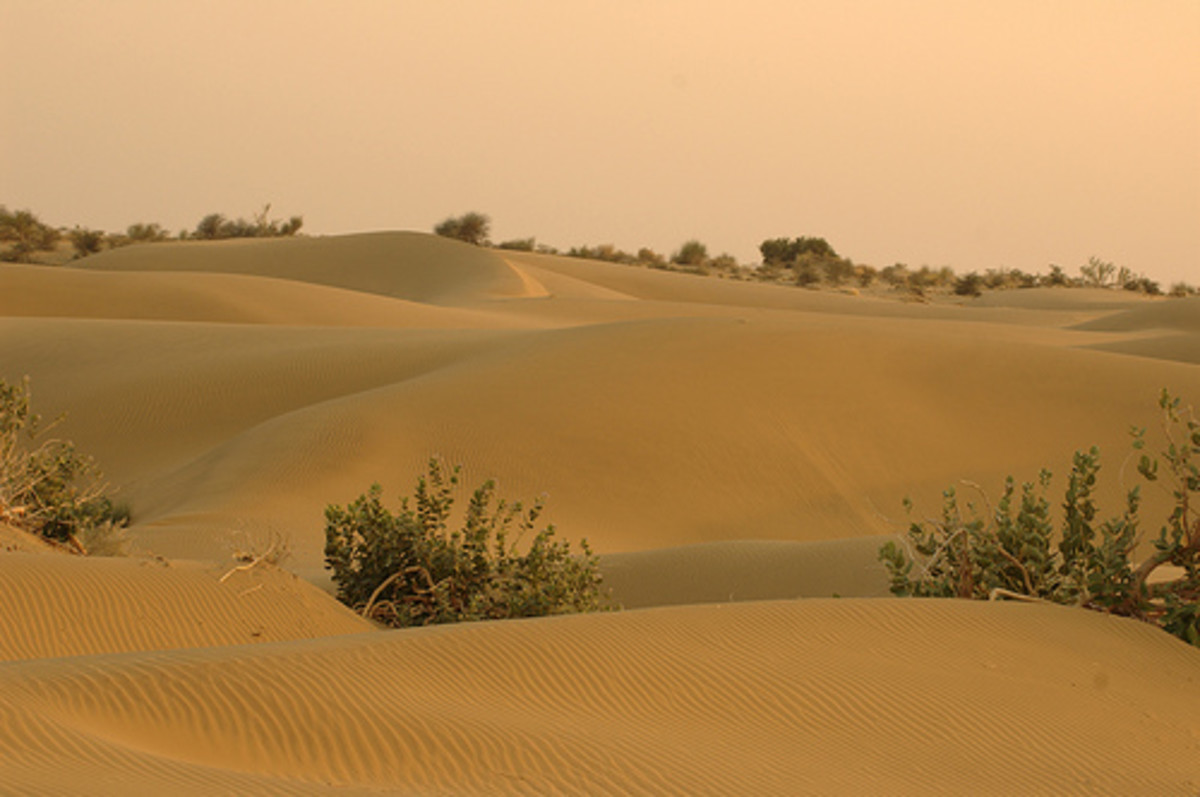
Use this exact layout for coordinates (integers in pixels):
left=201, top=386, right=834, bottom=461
left=2, top=0, right=1197, bottom=283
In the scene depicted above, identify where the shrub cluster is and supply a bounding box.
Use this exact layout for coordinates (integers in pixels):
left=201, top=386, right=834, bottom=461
left=433, top=212, right=490, bottom=246
left=0, top=207, right=60, bottom=263
left=880, top=390, right=1199, bottom=646
left=189, top=204, right=303, bottom=240
left=324, top=459, right=609, bottom=627
left=0, top=377, right=128, bottom=550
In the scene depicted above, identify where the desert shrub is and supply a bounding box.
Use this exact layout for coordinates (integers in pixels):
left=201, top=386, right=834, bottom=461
left=433, top=212, right=490, bottom=246
left=954, top=272, right=984, bottom=297
left=0, top=207, right=60, bottom=263
left=880, top=263, right=910, bottom=287
left=0, top=376, right=128, bottom=550
left=1041, top=264, right=1071, bottom=287
left=879, top=390, right=1200, bottom=646
left=1123, top=276, right=1162, bottom=296
left=636, top=247, right=667, bottom=268
left=126, top=222, right=169, bottom=243
left=324, top=459, right=610, bottom=627
left=193, top=205, right=303, bottom=240
left=496, top=237, right=536, bottom=252
left=1080, top=256, right=1116, bottom=288
left=1169, top=282, right=1196, bottom=298
left=672, top=240, right=709, bottom=268
left=68, top=227, right=106, bottom=259
left=759, top=236, right=838, bottom=266
left=856, top=265, right=878, bottom=288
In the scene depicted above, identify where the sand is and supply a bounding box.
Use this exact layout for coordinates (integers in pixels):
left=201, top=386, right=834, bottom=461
left=1, top=232, right=1197, bottom=793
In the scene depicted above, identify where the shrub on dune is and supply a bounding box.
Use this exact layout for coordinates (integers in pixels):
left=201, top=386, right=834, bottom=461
left=0, top=377, right=128, bottom=552
left=324, top=459, right=609, bottom=627
left=433, top=212, right=491, bottom=246
left=880, top=390, right=1200, bottom=646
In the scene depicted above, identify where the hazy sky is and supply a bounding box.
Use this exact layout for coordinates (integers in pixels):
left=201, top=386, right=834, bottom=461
left=2, top=1, right=1197, bottom=283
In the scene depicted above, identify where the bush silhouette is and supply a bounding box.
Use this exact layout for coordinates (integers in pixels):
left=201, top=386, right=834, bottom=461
left=433, top=212, right=490, bottom=246
left=880, top=390, right=1199, bottom=646
left=325, top=459, right=609, bottom=627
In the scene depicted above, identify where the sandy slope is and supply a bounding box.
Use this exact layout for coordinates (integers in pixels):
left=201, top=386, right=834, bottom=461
left=1, top=232, right=1198, bottom=793
left=1, top=599, right=1197, bottom=795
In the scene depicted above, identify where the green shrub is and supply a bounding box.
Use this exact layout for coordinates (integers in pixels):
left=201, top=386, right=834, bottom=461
left=879, top=390, right=1200, bottom=646
left=0, top=376, right=128, bottom=550
left=324, top=459, right=610, bottom=627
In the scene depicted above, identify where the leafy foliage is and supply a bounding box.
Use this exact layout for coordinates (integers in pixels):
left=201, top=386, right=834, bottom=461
left=880, top=390, right=1200, bottom=646
left=0, top=377, right=128, bottom=549
left=324, top=459, right=610, bottom=627
left=433, top=212, right=490, bottom=246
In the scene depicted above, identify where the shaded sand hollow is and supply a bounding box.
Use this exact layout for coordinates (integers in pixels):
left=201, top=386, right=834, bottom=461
left=1, top=232, right=1198, bottom=793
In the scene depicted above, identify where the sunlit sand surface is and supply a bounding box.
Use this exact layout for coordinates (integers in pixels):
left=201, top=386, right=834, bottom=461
left=2, top=233, right=1197, bottom=793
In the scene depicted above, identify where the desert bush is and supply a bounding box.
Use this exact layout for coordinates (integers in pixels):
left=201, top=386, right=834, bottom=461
left=759, top=236, right=838, bottom=266
left=0, top=376, right=128, bottom=550
left=433, top=212, right=490, bottom=246
left=324, top=459, right=610, bottom=627
left=496, top=237, right=536, bottom=252
left=1042, top=264, right=1071, bottom=287
left=857, top=265, right=878, bottom=288
left=879, top=390, right=1200, bottom=646
left=68, top=227, right=106, bottom=259
left=0, top=207, right=60, bottom=263
left=880, top=263, right=910, bottom=287
left=126, top=222, right=169, bottom=243
left=672, top=240, right=709, bottom=268
left=636, top=247, right=667, bottom=268
left=192, top=206, right=303, bottom=240
left=954, top=272, right=984, bottom=297
left=1169, top=282, right=1196, bottom=298
left=1080, top=256, right=1116, bottom=288
left=1123, top=276, right=1162, bottom=296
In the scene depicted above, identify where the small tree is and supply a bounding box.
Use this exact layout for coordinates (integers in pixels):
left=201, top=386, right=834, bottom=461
left=324, top=459, right=609, bottom=627
left=879, top=390, right=1199, bottom=646
left=0, top=207, right=61, bottom=263
left=434, top=212, right=491, bottom=246
left=1080, top=256, right=1117, bottom=288
left=672, top=239, right=708, bottom=267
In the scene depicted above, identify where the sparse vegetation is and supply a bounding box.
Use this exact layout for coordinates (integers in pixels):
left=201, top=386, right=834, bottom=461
left=433, top=212, right=490, bottom=246
left=0, top=207, right=60, bottom=263
left=68, top=227, right=106, bottom=259
left=191, top=204, right=303, bottom=240
left=880, top=390, right=1200, bottom=646
left=0, top=376, right=128, bottom=552
left=324, top=459, right=609, bottom=627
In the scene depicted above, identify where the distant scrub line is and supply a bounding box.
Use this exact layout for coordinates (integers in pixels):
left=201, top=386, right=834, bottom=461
left=1, top=202, right=1195, bottom=301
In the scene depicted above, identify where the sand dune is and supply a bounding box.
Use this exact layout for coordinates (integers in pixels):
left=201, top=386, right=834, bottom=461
left=1, top=599, right=1197, bottom=794
left=0, top=550, right=373, bottom=662
left=2, top=231, right=1198, bottom=793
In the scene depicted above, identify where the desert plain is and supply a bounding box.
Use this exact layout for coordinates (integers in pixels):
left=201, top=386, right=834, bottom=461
left=1, top=232, right=1198, bottom=794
